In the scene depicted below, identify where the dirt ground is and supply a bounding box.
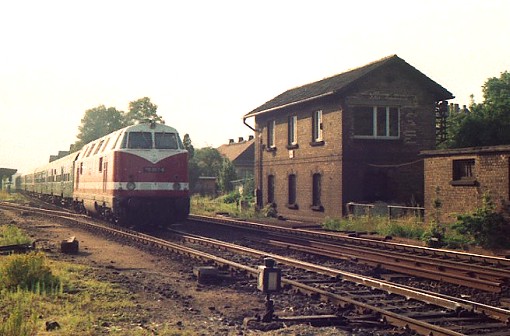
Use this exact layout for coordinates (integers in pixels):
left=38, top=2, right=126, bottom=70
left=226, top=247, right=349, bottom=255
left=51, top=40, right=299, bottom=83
left=1, top=208, right=346, bottom=336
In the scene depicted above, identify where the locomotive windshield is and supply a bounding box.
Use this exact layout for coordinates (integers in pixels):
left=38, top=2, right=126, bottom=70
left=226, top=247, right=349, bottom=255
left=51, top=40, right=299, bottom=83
left=120, top=131, right=183, bottom=149
left=155, top=132, right=178, bottom=149
left=126, top=132, right=152, bottom=149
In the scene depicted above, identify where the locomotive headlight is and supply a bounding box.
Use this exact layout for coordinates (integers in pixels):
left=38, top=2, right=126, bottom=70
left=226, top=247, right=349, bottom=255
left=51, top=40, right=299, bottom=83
left=173, top=182, right=181, bottom=190
left=127, top=181, right=136, bottom=190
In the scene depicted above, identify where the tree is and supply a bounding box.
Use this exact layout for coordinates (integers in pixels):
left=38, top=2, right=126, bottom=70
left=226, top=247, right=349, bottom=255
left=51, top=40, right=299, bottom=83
left=444, top=72, right=510, bottom=148
left=182, top=134, right=195, bottom=159
left=193, top=147, right=223, bottom=177
left=125, top=97, right=164, bottom=124
left=188, top=147, right=224, bottom=191
left=218, top=159, right=237, bottom=193
left=71, top=105, right=126, bottom=151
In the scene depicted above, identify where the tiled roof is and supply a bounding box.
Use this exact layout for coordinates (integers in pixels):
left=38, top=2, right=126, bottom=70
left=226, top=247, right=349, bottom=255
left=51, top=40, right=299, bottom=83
left=245, top=55, right=454, bottom=117
left=217, top=138, right=255, bottom=163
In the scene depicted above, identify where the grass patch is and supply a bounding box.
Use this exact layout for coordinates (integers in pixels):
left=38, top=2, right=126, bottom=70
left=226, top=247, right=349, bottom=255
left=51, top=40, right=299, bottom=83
left=323, top=215, right=426, bottom=240
left=0, top=191, right=27, bottom=203
left=0, top=225, right=32, bottom=246
left=191, top=194, right=259, bottom=219
left=0, top=253, right=192, bottom=335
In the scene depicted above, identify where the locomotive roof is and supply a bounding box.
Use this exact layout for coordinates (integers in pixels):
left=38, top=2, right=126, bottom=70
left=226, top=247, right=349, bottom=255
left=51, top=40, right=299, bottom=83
left=122, top=122, right=178, bottom=133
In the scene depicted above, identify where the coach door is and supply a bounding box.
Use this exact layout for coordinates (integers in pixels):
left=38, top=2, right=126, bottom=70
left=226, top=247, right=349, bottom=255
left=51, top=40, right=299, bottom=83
left=102, top=161, right=108, bottom=193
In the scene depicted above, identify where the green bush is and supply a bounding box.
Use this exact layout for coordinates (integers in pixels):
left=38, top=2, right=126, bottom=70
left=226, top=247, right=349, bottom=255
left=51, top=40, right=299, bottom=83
left=222, top=191, right=241, bottom=204
left=453, top=195, right=510, bottom=249
left=0, top=225, right=31, bottom=246
left=0, top=252, right=60, bottom=293
left=421, top=222, right=447, bottom=248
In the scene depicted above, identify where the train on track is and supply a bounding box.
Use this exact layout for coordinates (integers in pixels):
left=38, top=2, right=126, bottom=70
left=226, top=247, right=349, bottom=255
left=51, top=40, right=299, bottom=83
left=15, top=121, right=190, bottom=226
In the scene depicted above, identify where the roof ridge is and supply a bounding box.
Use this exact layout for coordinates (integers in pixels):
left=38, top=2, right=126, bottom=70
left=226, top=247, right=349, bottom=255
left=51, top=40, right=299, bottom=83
left=245, top=54, right=453, bottom=117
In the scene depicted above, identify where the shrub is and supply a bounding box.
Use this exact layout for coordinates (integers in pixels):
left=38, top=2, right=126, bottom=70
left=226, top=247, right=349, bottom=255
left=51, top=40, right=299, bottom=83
left=222, top=191, right=241, bottom=204
left=0, top=225, right=31, bottom=246
left=453, top=195, right=510, bottom=249
left=421, top=222, right=447, bottom=248
left=0, top=252, right=60, bottom=293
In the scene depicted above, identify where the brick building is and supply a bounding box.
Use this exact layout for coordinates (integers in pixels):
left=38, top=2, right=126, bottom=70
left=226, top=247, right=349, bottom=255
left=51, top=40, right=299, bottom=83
left=243, top=55, right=453, bottom=222
left=422, top=145, right=510, bottom=223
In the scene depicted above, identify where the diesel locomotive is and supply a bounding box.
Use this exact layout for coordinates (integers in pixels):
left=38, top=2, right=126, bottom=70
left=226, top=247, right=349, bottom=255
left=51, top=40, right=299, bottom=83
left=17, top=122, right=190, bottom=226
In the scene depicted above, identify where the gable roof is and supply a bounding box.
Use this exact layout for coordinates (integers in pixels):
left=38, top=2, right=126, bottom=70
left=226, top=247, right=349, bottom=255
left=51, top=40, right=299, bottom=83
left=217, top=138, right=255, bottom=164
left=244, top=55, right=454, bottom=118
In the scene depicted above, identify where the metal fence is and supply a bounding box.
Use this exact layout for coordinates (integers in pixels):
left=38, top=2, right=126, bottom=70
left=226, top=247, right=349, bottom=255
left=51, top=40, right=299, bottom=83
left=346, top=202, right=425, bottom=222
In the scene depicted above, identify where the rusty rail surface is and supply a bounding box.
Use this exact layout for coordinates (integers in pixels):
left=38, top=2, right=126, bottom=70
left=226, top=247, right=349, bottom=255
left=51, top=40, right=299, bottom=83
left=189, top=214, right=510, bottom=292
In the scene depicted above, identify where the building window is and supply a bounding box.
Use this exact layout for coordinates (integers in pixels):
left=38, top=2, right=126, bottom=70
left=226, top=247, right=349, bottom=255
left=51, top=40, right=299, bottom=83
left=267, top=175, right=275, bottom=204
left=311, top=173, right=323, bottom=211
left=312, top=110, right=323, bottom=144
left=451, top=159, right=476, bottom=186
left=287, top=115, right=298, bottom=148
left=288, top=174, right=298, bottom=209
left=353, top=106, right=399, bottom=138
left=267, top=120, right=276, bottom=149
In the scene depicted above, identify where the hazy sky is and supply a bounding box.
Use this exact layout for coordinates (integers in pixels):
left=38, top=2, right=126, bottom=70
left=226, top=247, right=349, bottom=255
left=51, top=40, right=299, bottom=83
left=1, top=0, right=509, bottom=173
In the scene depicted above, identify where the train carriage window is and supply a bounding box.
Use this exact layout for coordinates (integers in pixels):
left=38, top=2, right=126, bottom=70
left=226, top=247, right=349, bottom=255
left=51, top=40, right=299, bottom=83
left=86, top=143, right=96, bottom=157
left=155, top=132, right=178, bottom=149
left=101, top=137, right=110, bottom=152
left=119, top=132, right=128, bottom=149
left=128, top=132, right=153, bottom=149
left=94, top=140, right=105, bottom=155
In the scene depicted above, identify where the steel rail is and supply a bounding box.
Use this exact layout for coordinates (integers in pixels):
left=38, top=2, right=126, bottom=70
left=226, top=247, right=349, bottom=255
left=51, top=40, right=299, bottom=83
left=189, top=214, right=510, bottom=275
left=2, top=203, right=510, bottom=335
left=189, top=214, right=510, bottom=266
left=170, top=229, right=510, bottom=324
left=261, top=236, right=504, bottom=292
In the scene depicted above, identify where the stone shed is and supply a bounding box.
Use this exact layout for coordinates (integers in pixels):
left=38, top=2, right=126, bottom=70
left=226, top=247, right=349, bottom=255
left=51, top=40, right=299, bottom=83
left=422, top=145, right=510, bottom=223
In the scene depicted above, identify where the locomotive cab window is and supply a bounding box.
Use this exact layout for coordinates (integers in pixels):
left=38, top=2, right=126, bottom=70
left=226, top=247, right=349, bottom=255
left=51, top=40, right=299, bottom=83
left=126, top=132, right=153, bottom=149
left=155, top=132, right=178, bottom=149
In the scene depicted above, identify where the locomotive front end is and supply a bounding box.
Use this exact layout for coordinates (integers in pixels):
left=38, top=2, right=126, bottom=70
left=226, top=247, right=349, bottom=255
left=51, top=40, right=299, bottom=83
left=111, top=122, right=190, bottom=226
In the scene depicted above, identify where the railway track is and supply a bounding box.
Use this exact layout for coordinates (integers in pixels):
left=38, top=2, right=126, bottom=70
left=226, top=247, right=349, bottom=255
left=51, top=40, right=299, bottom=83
left=189, top=214, right=510, bottom=293
left=2, top=202, right=510, bottom=335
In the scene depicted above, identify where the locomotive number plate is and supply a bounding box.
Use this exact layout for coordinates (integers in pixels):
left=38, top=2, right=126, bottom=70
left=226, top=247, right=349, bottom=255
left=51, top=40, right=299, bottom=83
left=144, top=167, right=165, bottom=173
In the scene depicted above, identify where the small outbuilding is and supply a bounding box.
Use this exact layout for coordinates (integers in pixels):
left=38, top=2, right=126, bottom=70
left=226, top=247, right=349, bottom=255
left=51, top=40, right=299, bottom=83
left=422, top=145, right=510, bottom=223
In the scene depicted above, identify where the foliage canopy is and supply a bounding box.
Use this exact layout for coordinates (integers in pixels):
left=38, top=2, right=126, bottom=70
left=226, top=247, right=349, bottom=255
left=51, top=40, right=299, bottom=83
left=444, top=71, right=510, bottom=148
left=72, top=97, right=163, bottom=150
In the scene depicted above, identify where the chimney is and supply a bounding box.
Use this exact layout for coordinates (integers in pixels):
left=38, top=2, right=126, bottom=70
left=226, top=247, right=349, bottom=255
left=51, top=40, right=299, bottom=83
left=229, top=139, right=234, bottom=144
left=238, top=137, right=244, bottom=143
left=248, top=135, right=254, bottom=141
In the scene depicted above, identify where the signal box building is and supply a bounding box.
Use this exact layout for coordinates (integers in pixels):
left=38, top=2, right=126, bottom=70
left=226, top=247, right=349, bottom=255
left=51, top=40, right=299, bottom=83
left=243, top=55, right=453, bottom=222
left=422, top=145, right=510, bottom=224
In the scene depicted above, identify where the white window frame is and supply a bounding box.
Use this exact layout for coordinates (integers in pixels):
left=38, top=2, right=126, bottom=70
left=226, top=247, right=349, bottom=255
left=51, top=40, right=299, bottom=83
left=353, top=106, right=400, bottom=139
left=312, top=110, right=323, bottom=142
left=288, top=115, right=297, bottom=146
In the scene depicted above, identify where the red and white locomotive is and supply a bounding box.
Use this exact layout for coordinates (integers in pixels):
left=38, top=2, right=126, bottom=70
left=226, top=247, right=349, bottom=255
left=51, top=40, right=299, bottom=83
left=18, top=121, right=190, bottom=226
